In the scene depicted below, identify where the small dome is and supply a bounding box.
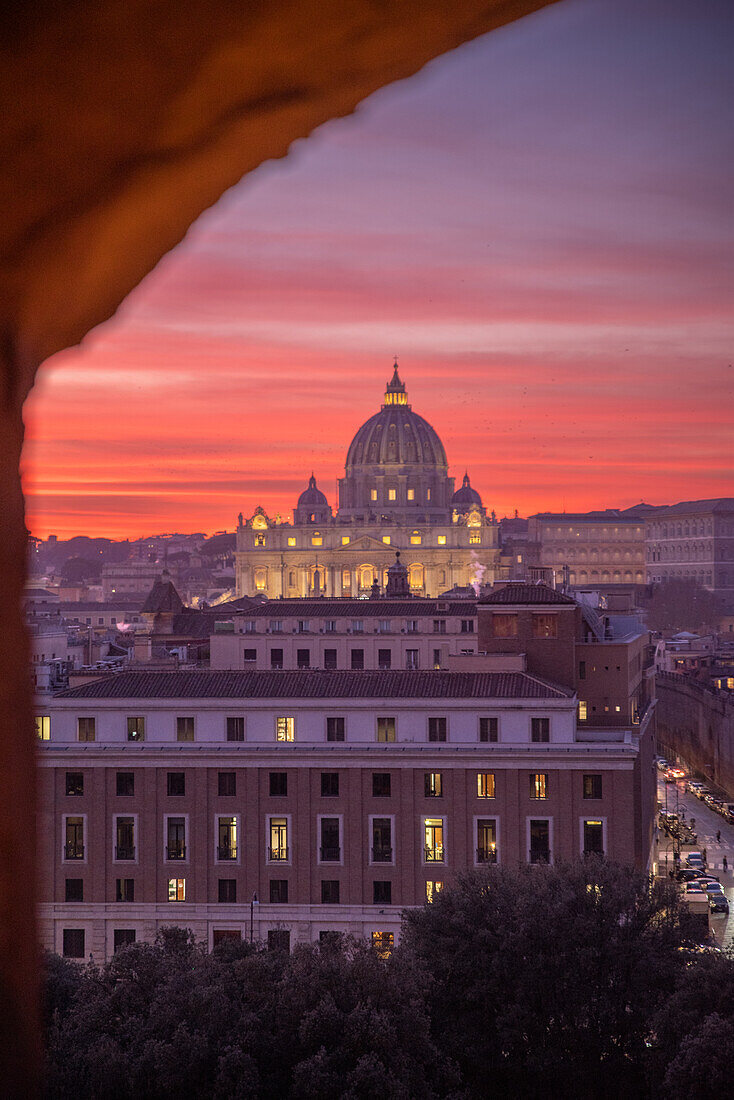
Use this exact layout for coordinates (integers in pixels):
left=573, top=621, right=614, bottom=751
left=297, top=474, right=328, bottom=509
left=452, top=472, right=482, bottom=508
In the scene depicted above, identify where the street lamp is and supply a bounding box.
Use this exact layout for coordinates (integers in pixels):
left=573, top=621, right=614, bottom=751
left=250, top=892, right=259, bottom=943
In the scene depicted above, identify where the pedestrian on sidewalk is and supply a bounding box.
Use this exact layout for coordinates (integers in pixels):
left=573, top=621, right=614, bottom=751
left=717, top=830, right=721, bottom=844
left=691, top=818, right=696, bottom=829
left=723, top=856, right=728, bottom=872
left=703, top=847, right=708, bottom=865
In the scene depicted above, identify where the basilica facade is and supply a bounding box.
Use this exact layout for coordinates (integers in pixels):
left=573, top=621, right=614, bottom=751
left=235, top=365, right=505, bottom=599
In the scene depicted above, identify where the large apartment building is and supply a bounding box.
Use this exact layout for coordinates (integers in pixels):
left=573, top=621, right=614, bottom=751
left=36, top=658, right=654, bottom=961
left=645, top=498, right=734, bottom=617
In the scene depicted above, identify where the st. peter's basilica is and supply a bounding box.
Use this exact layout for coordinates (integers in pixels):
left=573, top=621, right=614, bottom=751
left=235, top=364, right=508, bottom=598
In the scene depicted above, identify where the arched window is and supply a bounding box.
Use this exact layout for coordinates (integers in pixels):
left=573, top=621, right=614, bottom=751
left=359, top=564, right=375, bottom=589
left=288, top=571, right=296, bottom=587
left=254, top=568, right=267, bottom=591
left=408, top=563, right=424, bottom=590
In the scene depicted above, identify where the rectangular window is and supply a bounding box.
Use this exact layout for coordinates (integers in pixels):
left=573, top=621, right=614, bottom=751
left=176, top=716, right=195, bottom=742
left=532, top=614, right=558, bottom=638
left=350, top=648, right=364, bottom=670
left=479, top=716, right=498, bottom=743
left=341, top=536, right=350, bottom=546
left=425, top=880, right=443, bottom=903
left=469, top=533, right=481, bottom=544
left=268, top=929, right=290, bottom=952
left=583, top=820, right=604, bottom=856
left=410, top=533, right=422, bottom=545
left=62, top=929, right=85, bottom=959
left=529, top=819, right=551, bottom=863
left=269, top=817, right=288, bottom=861
left=270, top=648, right=284, bottom=669
left=126, top=716, right=145, bottom=742
left=226, top=716, right=245, bottom=742
left=372, top=817, right=392, bottom=862
left=531, top=717, right=550, bottom=743
left=166, top=817, right=186, bottom=860
left=287, top=537, right=296, bottom=547
left=406, top=620, right=418, bottom=633
left=64, top=817, right=84, bottom=860
left=424, top=818, right=444, bottom=862
left=115, top=816, right=135, bottom=860
left=218, top=879, right=237, bottom=903
left=113, top=929, right=136, bottom=952
left=373, top=880, right=392, bottom=904
left=65, top=878, right=83, bottom=902
left=116, top=878, right=134, bottom=902
left=270, top=879, right=289, bottom=903
left=372, top=931, right=394, bottom=958
left=424, top=772, right=443, bottom=798
left=433, top=649, right=441, bottom=669
left=297, top=649, right=310, bottom=669
left=116, top=772, right=134, bottom=796
left=378, top=648, right=392, bottom=670
left=321, top=772, right=339, bottom=797
left=167, top=772, right=185, bottom=796
left=461, top=619, right=474, bottom=633
left=269, top=772, right=287, bottom=797
left=407, top=488, right=415, bottom=500
left=321, top=880, right=340, bottom=903
left=405, top=649, right=419, bottom=669
left=217, top=817, right=237, bottom=860
left=477, top=772, right=496, bottom=799
left=77, top=717, right=95, bottom=742
left=325, top=620, right=336, bottom=632
left=579, top=660, right=586, bottom=680
left=493, top=614, right=518, bottom=638
left=319, top=817, right=341, bottom=862
left=35, top=716, right=50, bottom=741
left=377, top=717, right=396, bottom=743
left=351, top=620, right=364, bottom=634
left=168, top=878, right=186, bottom=902
left=578, top=701, right=588, bottom=721
left=372, top=773, right=391, bottom=798
left=326, top=716, right=345, bottom=742
left=298, top=620, right=310, bottom=634
left=276, top=717, right=295, bottom=742
left=388, top=488, right=396, bottom=501
left=583, top=774, right=602, bottom=800
left=218, top=771, right=236, bottom=797
left=477, top=819, right=497, bottom=864
left=213, top=930, right=241, bottom=947
left=530, top=773, right=548, bottom=799
left=324, top=649, right=337, bottom=669
left=65, top=772, right=83, bottom=797
left=428, top=717, right=447, bottom=742
left=371, top=489, right=378, bottom=501
left=432, top=619, right=446, bottom=634
left=438, top=535, right=447, bottom=545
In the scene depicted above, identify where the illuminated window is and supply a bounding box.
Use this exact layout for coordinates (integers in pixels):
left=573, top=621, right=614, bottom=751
left=176, top=716, right=194, bottom=742
left=287, top=537, right=296, bottom=547
left=382, top=535, right=391, bottom=544
left=437, top=535, right=446, bottom=545
left=583, top=820, right=604, bottom=856
left=427, top=489, right=431, bottom=501
left=341, top=536, right=350, bottom=545
left=425, top=880, right=443, bottom=903
left=269, top=817, right=288, bottom=861
left=127, top=716, right=145, bottom=742
left=35, top=716, right=50, bottom=741
left=386, top=488, right=396, bottom=501
left=410, top=531, right=422, bottom=545
left=532, top=614, right=558, bottom=638
left=477, top=819, right=497, bottom=863
left=493, top=614, right=518, bottom=637
left=371, top=489, right=378, bottom=501
left=255, top=534, right=266, bottom=547
left=469, top=533, right=481, bottom=544
left=407, top=488, right=415, bottom=501
left=276, top=717, right=295, bottom=742
left=77, top=717, right=95, bottom=742
left=311, top=533, right=323, bottom=546
left=408, top=563, right=424, bottom=589
left=252, top=513, right=267, bottom=529
left=377, top=716, right=396, bottom=742
left=477, top=772, right=496, bottom=798
left=578, top=701, right=588, bottom=721
left=530, top=773, right=548, bottom=799
left=217, top=817, right=238, bottom=860
left=424, top=818, right=444, bottom=862
left=168, top=878, right=186, bottom=902
left=372, top=931, right=394, bottom=958
left=424, top=772, right=443, bottom=797
left=254, top=568, right=267, bottom=591
left=342, top=569, right=351, bottom=588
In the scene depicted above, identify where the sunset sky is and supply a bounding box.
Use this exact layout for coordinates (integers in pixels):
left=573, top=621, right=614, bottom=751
left=22, top=0, right=734, bottom=540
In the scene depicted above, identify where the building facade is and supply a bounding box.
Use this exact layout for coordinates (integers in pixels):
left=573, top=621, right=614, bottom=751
left=37, top=665, right=652, bottom=960
left=645, top=498, right=734, bottom=617
left=527, top=507, right=652, bottom=589
left=235, top=365, right=505, bottom=599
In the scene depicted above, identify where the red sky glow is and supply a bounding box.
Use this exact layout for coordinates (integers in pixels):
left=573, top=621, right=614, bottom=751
left=22, top=0, right=734, bottom=539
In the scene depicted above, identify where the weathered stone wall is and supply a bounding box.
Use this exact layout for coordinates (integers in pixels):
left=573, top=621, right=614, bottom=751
left=656, top=672, right=734, bottom=796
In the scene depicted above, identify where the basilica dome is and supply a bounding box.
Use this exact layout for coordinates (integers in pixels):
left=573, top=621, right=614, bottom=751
left=345, top=365, right=447, bottom=471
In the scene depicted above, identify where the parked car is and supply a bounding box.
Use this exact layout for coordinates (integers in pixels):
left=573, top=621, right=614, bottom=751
left=704, top=884, right=725, bottom=897
left=677, top=868, right=707, bottom=883
left=686, top=852, right=705, bottom=867
left=710, top=895, right=729, bottom=914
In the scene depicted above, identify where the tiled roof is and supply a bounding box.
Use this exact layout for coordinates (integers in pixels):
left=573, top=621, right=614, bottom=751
left=53, top=669, right=572, bottom=700
left=141, top=576, right=184, bottom=615
left=225, top=599, right=477, bottom=618
left=649, top=498, right=734, bottom=517
left=479, top=584, right=576, bottom=606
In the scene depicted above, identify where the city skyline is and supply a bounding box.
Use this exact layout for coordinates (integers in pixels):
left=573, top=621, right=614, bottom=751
left=22, top=0, right=734, bottom=539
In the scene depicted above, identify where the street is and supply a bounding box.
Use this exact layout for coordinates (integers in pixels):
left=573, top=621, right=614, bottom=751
left=657, top=775, right=734, bottom=946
